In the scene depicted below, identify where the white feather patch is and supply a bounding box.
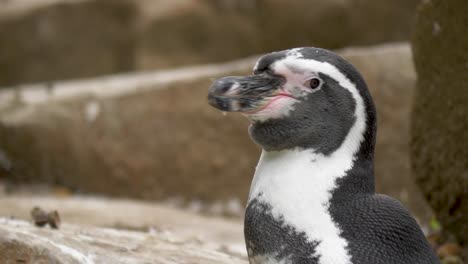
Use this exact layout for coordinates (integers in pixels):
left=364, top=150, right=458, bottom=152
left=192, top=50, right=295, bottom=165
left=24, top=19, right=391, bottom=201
left=244, top=96, right=298, bottom=122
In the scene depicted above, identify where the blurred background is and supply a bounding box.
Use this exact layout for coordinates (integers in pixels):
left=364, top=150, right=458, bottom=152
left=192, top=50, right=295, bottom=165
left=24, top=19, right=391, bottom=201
left=0, top=0, right=466, bottom=263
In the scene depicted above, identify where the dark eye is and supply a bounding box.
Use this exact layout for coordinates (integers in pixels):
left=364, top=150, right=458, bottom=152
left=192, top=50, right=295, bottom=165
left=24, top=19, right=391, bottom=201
left=305, top=78, right=321, bottom=89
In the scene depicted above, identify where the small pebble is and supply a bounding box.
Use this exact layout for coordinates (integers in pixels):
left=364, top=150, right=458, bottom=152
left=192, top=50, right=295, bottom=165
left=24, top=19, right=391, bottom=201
left=48, top=210, right=61, bottom=229
left=30, top=206, right=61, bottom=229
left=31, top=207, right=49, bottom=227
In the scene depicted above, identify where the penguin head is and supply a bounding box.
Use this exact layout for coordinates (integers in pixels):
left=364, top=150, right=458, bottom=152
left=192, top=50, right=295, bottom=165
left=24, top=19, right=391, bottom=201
left=208, top=47, right=376, bottom=155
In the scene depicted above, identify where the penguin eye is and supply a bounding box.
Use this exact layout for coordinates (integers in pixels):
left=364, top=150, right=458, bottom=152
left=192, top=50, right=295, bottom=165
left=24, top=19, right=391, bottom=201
left=304, top=78, right=321, bottom=89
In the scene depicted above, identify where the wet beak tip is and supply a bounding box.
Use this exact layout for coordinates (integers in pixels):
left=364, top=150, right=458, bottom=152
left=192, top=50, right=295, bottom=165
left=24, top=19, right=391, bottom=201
left=207, top=94, right=232, bottom=111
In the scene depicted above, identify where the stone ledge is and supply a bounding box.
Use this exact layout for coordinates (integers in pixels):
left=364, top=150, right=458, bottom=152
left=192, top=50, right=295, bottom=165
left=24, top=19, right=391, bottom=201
left=0, top=195, right=246, bottom=264
left=0, top=218, right=245, bottom=264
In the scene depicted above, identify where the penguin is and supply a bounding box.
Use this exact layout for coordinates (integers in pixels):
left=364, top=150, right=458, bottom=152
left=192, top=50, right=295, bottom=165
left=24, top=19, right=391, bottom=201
left=207, top=47, right=440, bottom=264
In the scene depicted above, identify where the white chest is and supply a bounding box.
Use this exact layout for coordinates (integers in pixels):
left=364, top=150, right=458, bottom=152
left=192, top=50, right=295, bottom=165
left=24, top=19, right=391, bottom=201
left=248, top=149, right=354, bottom=264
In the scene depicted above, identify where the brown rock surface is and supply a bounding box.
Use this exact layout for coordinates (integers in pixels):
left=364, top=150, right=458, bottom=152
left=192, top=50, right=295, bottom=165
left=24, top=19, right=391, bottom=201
left=411, top=0, right=468, bottom=248
left=0, top=57, right=256, bottom=205
left=0, top=43, right=433, bottom=225
left=0, top=195, right=245, bottom=257
left=253, top=0, right=419, bottom=51
left=0, top=217, right=245, bottom=264
left=0, top=0, right=138, bottom=87
left=0, top=0, right=420, bottom=86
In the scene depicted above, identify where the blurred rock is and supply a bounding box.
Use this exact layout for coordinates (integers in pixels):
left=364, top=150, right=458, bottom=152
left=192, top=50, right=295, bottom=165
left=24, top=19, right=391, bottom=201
left=0, top=195, right=245, bottom=256
left=437, top=243, right=462, bottom=259
left=0, top=43, right=433, bottom=225
left=411, top=0, right=468, bottom=246
left=137, top=0, right=261, bottom=70
left=253, top=0, right=419, bottom=52
left=0, top=57, right=256, bottom=206
left=0, top=0, right=138, bottom=87
left=0, top=181, right=5, bottom=196
left=441, top=256, right=464, bottom=264
left=0, top=217, right=245, bottom=264
left=0, top=0, right=420, bottom=86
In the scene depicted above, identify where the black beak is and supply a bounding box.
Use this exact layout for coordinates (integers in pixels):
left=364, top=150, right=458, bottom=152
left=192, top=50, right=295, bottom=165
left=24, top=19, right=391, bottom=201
left=207, top=74, right=282, bottom=112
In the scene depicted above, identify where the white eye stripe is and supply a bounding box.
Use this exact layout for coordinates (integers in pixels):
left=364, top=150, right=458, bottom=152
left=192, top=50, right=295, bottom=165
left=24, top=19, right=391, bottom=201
left=253, top=59, right=261, bottom=72
left=270, top=64, right=309, bottom=85
left=276, top=57, right=367, bottom=153
left=271, top=64, right=323, bottom=93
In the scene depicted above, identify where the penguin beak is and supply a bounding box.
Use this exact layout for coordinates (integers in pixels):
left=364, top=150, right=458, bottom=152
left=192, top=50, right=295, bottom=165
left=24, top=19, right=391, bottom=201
left=207, top=74, right=284, bottom=113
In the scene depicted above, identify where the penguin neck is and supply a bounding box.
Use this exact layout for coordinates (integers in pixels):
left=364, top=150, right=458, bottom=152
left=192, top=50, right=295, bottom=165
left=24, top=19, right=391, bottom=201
left=248, top=115, right=375, bottom=204
left=248, top=145, right=374, bottom=205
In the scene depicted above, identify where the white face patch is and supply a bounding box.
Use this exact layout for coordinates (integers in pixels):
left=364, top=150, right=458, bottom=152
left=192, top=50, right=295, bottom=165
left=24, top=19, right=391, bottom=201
left=243, top=96, right=299, bottom=122
left=277, top=62, right=321, bottom=99
left=248, top=52, right=341, bottom=123
left=248, top=57, right=367, bottom=264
